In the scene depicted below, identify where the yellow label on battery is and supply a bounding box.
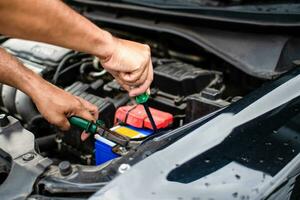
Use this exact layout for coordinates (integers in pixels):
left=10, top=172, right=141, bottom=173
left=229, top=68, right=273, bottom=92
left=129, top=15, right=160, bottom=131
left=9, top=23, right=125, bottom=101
left=113, top=126, right=141, bottom=138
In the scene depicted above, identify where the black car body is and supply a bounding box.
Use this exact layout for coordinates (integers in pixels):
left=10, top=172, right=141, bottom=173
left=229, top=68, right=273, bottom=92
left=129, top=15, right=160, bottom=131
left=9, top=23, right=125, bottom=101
left=90, top=68, right=300, bottom=200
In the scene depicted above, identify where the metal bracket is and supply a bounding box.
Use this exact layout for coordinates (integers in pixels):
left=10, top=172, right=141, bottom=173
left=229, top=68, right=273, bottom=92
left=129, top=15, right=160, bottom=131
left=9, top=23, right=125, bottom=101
left=0, top=116, right=52, bottom=200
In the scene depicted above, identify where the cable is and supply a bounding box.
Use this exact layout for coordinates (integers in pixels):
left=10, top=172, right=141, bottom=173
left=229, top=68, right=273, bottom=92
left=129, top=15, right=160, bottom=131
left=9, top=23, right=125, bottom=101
left=54, top=61, right=84, bottom=82
left=52, top=52, right=78, bottom=84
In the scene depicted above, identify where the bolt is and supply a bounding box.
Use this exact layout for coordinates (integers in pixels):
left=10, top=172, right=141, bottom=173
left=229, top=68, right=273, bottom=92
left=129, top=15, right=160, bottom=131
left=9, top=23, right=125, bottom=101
left=117, top=147, right=127, bottom=155
left=55, top=137, right=62, bottom=151
left=85, top=154, right=92, bottom=165
left=118, top=163, right=131, bottom=174
left=59, top=161, right=72, bottom=176
left=22, top=153, right=35, bottom=161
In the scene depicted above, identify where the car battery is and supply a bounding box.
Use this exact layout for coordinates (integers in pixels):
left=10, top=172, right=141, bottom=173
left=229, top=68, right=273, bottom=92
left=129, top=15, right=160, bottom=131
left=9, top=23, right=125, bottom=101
left=115, top=105, right=174, bottom=130
left=95, top=125, right=153, bottom=165
left=95, top=135, right=119, bottom=166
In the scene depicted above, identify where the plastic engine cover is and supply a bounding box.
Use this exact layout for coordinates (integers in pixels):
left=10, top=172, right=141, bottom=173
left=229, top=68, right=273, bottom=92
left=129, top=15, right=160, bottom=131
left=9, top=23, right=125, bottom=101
left=63, top=82, right=116, bottom=155
left=2, top=38, right=72, bottom=66
left=154, top=60, right=217, bottom=96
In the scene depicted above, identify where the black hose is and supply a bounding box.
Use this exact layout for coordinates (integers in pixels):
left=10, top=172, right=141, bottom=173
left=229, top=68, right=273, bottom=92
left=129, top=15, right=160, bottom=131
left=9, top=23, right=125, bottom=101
left=52, top=52, right=78, bottom=84
left=57, top=61, right=84, bottom=76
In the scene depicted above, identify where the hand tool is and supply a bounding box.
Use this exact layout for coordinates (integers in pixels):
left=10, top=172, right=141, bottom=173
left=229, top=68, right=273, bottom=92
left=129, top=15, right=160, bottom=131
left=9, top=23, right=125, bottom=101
left=68, top=116, right=130, bottom=146
left=135, top=93, right=157, bottom=132
left=68, top=93, right=156, bottom=146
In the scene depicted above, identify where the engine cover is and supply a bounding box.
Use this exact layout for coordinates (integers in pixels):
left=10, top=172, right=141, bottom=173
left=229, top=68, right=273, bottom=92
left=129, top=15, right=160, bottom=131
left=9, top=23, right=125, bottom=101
left=153, top=59, right=218, bottom=96
left=2, top=38, right=71, bottom=67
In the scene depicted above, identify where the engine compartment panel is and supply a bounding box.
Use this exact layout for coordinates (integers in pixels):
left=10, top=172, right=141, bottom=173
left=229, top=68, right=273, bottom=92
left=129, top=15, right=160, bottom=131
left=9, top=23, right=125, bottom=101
left=0, top=35, right=263, bottom=198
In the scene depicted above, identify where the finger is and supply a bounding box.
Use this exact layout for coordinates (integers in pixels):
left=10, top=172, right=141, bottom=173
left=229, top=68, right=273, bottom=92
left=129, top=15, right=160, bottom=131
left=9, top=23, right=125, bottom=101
left=122, top=84, right=131, bottom=92
left=134, top=65, right=149, bottom=86
left=119, top=54, right=149, bottom=84
left=107, top=69, right=137, bottom=90
left=129, top=79, right=150, bottom=97
left=106, top=69, right=119, bottom=79
left=76, top=97, right=99, bottom=119
left=75, top=107, right=96, bottom=123
left=120, top=64, right=148, bottom=87
left=129, top=62, right=153, bottom=97
left=115, top=78, right=132, bottom=92
left=55, top=116, right=71, bottom=131
left=119, top=68, right=143, bottom=84
left=107, top=70, right=130, bottom=90
left=81, top=131, right=90, bottom=141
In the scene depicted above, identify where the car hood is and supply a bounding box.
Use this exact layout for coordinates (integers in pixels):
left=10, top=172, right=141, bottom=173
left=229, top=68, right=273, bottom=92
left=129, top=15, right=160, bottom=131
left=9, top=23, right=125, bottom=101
left=67, top=0, right=300, bottom=79
left=89, top=69, right=300, bottom=199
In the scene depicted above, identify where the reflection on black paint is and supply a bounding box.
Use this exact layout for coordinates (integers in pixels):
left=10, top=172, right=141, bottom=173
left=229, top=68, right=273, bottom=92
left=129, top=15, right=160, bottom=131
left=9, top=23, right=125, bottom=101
left=167, top=96, right=300, bottom=183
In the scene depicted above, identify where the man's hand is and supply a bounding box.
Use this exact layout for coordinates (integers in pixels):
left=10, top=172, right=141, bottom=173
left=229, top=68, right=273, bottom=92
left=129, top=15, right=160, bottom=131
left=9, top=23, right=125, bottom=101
left=32, top=82, right=98, bottom=131
left=0, top=0, right=154, bottom=130
left=0, top=47, right=98, bottom=131
left=0, top=0, right=154, bottom=97
left=100, top=37, right=153, bottom=97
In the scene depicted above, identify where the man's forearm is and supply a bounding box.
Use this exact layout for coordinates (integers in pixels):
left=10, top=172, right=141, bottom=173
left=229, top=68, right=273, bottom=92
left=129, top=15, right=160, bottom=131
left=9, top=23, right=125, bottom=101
left=0, top=0, right=153, bottom=97
left=0, top=47, right=99, bottom=130
left=0, top=0, right=114, bottom=60
left=0, top=48, right=44, bottom=100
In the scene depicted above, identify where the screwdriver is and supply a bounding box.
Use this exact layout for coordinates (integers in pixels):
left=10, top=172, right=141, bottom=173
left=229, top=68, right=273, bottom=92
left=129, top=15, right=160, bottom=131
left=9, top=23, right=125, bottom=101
left=68, top=116, right=130, bottom=147
left=135, top=93, right=157, bottom=132
left=69, top=93, right=156, bottom=145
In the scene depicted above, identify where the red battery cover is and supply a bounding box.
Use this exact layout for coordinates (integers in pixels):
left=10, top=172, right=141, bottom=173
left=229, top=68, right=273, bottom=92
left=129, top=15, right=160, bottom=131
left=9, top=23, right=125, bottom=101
left=115, top=105, right=173, bottom=130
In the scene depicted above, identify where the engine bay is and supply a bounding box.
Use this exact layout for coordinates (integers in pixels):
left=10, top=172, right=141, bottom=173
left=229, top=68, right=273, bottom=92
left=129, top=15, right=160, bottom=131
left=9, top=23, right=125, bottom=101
left=0, top=36, right=264, bottom=198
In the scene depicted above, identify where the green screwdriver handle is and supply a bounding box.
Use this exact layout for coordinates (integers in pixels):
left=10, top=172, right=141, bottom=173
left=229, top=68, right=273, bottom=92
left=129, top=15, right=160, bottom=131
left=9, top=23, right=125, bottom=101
left=70, top=94, right=149, bottom=134
left=135, top=93, right=149, bottom=104
left=69, top=116, right=104, bottom=134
